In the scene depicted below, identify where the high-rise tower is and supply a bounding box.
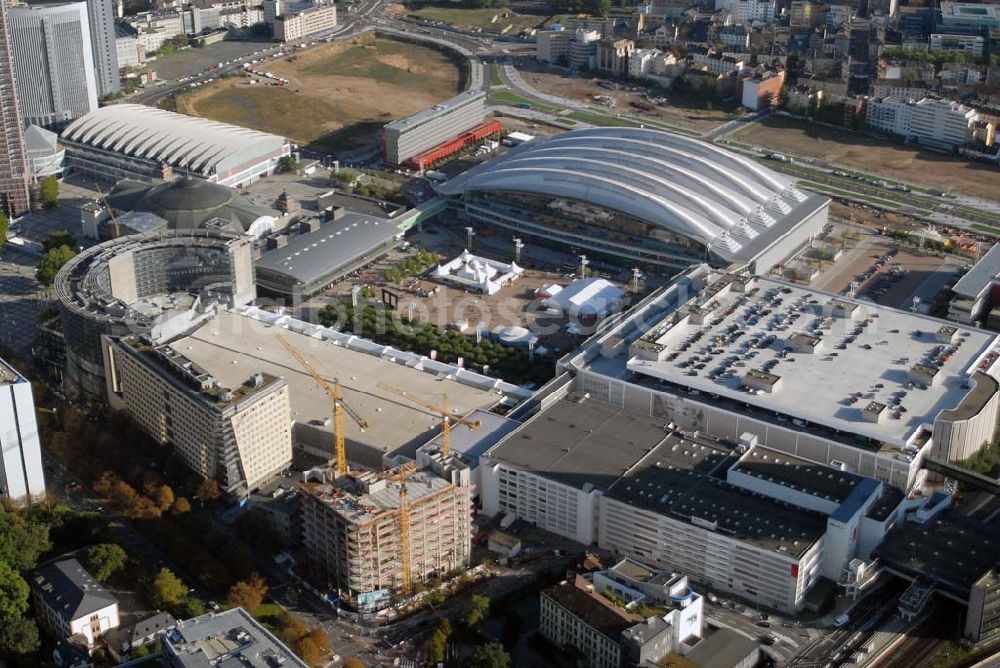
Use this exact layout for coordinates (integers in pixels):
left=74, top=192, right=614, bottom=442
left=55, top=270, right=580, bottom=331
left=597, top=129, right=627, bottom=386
left=0, top=1, right=30, bottom=217
left=85, top=0, right=120, bottom=96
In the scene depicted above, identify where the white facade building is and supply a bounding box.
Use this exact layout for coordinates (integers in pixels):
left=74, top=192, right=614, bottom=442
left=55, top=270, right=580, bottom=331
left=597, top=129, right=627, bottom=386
left=717, top=0, right=776, bottom=23
left=115, top=34, right=140, bottom=68
left=867, top=96, right=977, bottom=149
left=0, top=358, right=45, bottom=503
left=929, top=33, right=984, bottom=56
left=32, top=560, right=119, bottom=648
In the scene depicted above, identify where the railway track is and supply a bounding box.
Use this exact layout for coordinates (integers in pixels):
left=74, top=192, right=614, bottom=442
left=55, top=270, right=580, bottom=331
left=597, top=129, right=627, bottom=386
left=870, top=603, right=951, bottom=668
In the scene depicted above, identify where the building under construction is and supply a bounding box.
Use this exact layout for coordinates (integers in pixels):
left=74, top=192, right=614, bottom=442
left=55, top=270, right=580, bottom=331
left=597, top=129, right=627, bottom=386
left=299, top=462, right=473, bottom=611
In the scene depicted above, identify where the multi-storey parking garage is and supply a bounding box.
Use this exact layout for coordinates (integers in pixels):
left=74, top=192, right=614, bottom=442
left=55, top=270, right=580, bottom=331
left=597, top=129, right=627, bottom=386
left=436, top=128, right=829, bottom=274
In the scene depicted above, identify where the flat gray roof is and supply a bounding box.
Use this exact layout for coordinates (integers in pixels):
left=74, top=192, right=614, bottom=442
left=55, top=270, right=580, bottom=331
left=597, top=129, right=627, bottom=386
left=488, top=396, right=828, bottom=557
left=418, top=408, right=521, bottom=465
left=255, top=213, right=402, bottom=287
left=953, top=243, right=1000, bottom=298
left=875, top=509, right=998, bottom=596
left=176, top=311, right=501, bottom=455
left=164, top=608, right=307, bottom=668
left=627, top=274, right=1000, bottom=447
left=733, top=447, right=863, bottom=503
left=383, top=90, right=484, bottom=132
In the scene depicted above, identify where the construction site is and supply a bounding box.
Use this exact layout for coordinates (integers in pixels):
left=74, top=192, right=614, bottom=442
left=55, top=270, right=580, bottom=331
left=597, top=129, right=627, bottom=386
left=299, top=460, right=473, bottom=611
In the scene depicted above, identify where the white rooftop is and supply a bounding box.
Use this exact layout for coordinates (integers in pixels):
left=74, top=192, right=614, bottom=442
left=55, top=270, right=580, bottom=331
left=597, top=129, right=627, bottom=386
left=626, top=275, right=1000, bottom=447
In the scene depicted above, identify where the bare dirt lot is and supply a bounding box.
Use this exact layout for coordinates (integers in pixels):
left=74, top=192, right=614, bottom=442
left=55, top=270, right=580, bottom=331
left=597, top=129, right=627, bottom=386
left=516, top=65, right=742, bottom=133
left=734, top=115, right=1000, bottom=200
left=177, top=34, right=464, bottom=153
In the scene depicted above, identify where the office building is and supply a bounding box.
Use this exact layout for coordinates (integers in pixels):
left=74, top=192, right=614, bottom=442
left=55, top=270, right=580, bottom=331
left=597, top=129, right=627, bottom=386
left=716, top=0, right=776, bottom=23
left=536, top=28, right=600, bottom=69
left=0, top=357, right=46, bottom=503
left=0, top=0, right=31, bottom=216
left=929, top=33, right=985, bottom=56
left=104, top=336, right=293, bottom=497
left=381, top=90, right=488, bottom=167
left=61, top=104, right=291, bottom=187
left=32, top=559, right=120, bottom=649
left=85, top=0, right=120, bottom=96
left=299, top=463, right=472, bottom=609
left=53, top=229, right=256, bottom=399
left=115, top=32, right=140, bottom=68
left=272, top=4, right=336, bottom=41
left=940, top=2, right=1000, bottom=30
left=7, top=1, right=99, bottom=127
left=161, top=608, right=308, bottom=668
left=437, top=128, right=829, bottom=274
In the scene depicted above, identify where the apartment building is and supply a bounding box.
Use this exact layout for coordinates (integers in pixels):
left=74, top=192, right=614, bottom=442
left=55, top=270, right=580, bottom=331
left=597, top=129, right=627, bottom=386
left=742, top=71, right=785, bottom=110
left=381, top=90, right=486, bottom=166
left=103, top=337, right=293, bottom=497
left=716, top=0, right=775, bottom=23
left=273, top=4, right=337, bottom=42
left=597, top=38, right=635, bottom=77
left=0, top=357, right=45, bottom=503
left=537, top=28, right=600, bottom=69
left=33, top=559, right=119, bottom=649
left=867, top=96, right=978, bottom=149
left=299, top=464, right=472, bottom=610
left=115, top=33, right=141, bottom=68
left=541, top=567, right=707, bottom=668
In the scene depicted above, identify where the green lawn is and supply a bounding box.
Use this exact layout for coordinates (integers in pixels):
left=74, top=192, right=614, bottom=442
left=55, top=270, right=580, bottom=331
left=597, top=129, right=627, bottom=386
left=300, top=38, right=426, bottom=86
left=796, top=180, right=902, bottom=209
left=490, top=62, right=503, bottom=86
left=489, top=90, right=557, bottom=113
left=973, top=223, right=1000, bottom=236
left=407, top=5, right=557, bottom=35
left=568, top=110, right=641, bottom=127
left=252, top=603, right=288, bottom=632
left=179, top=84, right=342, bottom=147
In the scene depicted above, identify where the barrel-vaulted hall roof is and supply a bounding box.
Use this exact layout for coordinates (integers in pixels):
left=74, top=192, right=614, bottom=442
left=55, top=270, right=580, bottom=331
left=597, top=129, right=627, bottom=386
left=61, top=103, right=288, bottom=179
left=437, top=127, right=824, bottom=263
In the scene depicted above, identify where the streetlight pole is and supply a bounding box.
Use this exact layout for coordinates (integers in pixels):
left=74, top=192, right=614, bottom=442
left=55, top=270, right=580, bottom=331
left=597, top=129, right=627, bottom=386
left=632, top=267, right=641, bottom=293
left=579, top=254, right=589, bottom=279
left=465, top=226, right=474, bottom=251
left=513, top=237, right=523, bottom=264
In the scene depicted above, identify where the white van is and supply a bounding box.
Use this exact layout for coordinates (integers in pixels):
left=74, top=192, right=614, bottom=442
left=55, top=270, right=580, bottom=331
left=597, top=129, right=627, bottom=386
left=834, top=613, right=850, bottom=628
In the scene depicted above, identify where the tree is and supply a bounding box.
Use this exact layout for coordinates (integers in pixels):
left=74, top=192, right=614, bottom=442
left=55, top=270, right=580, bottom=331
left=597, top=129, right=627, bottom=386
left=38, top=176, right=59, bottom=208
left=0, top=616, right=39, bottom=655
left=343, top=659, right=364, bottom=668
left=0, top=562, right=29, bottom=623
left=155, top=485, right=175, bottom=512
left=85, top=543, right=128, bottom=582
left=0, top=211, right=8, bottom=250
left=281, top=615, right=309, bottom=646
left=295, top=637, right=322, bottom=665
left=470, top=643, right=510, bottom=668
left=227, top=572, right=268, bottom=611
left=429, top=627, right=449, bottom=663
left=36, top=245, right=75, bottom=286
left=196, top=478, right=221, bottom=503
left=0, top=509, right=52, bottom=572
left=152, top=568, right=186, bottom=608
left=179, top=597, right=206, bottom=618
left=465, top=594, right=490, bottom=628
left=41, top=230, right=75, bottom=253
left=171, top=497, right=192, bottom=515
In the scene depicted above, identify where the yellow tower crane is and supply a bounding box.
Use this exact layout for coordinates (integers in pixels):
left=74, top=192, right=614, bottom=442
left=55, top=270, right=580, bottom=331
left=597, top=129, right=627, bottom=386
left=376, top=383, right=481, bottom=458
left=379, top=462, right=417, bottom=596
left=276, top=334, right=369, bottom=477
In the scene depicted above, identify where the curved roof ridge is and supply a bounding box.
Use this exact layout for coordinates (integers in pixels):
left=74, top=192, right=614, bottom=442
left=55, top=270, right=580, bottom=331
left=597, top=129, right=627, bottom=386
left=515, top=145, right=758, bottom=217
left=465, top=165, right=727, bottom=243
left=495, top=154, right=742, bottom=233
